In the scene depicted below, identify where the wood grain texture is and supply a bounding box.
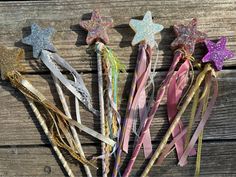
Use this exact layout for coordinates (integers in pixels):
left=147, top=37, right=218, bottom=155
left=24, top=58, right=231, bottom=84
left=0, top=0, right=235, bottom=72
left=1, top=70, right=236, bottom=145
left=0, top=0, right=236, bottom=176
left=0, top=141, right=236, bottom=177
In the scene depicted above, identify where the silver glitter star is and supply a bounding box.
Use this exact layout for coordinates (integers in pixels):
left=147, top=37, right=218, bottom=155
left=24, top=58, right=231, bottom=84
left=22, top=23, right=56, bottom=58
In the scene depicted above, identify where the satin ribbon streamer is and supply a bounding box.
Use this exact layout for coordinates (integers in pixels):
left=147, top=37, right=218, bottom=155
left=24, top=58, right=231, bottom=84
left=123, top=43, right=153, bottom=158
left=112, top=44, right=154, bottom=177
left=122, top=51, right=184, bottom=177
left=166, top=59, right=196, bottom=163
left=179, top=73, right=218, bottom=166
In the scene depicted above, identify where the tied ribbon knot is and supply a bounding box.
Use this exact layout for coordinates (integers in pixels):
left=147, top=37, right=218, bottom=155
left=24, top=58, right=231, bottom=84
left=175, top=48, right=195, bottom=62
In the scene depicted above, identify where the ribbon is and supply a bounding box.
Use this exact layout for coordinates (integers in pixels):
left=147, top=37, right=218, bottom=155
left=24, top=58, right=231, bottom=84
left=156, top=128, right=187, bottom=166
left=122, top=43, right=153, bottom=158
left=156, top=93, right=202, bottom=166
left=166, top=59, right=196, bottom=163
left=27, top=99, right=76, bottom=177
left=134, top=42, right=160, bottom=158
left=52, top=74, right=93, bottom=177
left=194, top=72, right=212, bottom=177
left=112, top=44, right=154, bottom=177
left=102, top=45, right=125, bottom=142
left=7, top=71, right=95, bottom=168
left=140, top=64, right=213, bottom=177
left=8, top=71, right=115, bottom=147
left=90, top=43, right=125, bottom=177
left=96, top=44, right=125, bottom=175
left=39, top=50, right=99, bottom=116
left=178, top=73, right=218, bottom=167
left=154, top=67, right=215, bottom=168
left=122, top=51, right=183, bottom=177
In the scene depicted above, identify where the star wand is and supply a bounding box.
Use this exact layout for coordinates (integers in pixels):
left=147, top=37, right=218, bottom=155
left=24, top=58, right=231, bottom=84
left=122, top=19, right=207, bottom=177
left=80, top=9, right=125, bottom=177
left=22, top=23, right=101, bottom=177
left=155, top=19, right=208, bottom=166
left=141, top=36, right=234, bottom=176
left=0, top=46, right=115, bottom=177
left=112, top=11, right=164, bottom=177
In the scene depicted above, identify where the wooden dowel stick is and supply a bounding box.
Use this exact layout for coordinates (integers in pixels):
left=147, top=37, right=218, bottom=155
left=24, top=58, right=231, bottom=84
left=141, top=64, right=212, bottom=177
left=27, top=98, right=75, bottom=177
left=52, top=74, right=92, bottom=177
left=95, top=41, right=107, bottom=177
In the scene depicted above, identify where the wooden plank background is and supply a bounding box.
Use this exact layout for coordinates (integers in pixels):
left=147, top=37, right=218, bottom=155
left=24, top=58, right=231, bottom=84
left=0, top=0, right=236, bottom=176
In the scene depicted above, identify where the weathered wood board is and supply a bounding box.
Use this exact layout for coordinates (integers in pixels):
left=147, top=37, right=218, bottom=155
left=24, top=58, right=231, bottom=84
left=0, top=0, right=236, bottom=176
left=1, top=71, right=236, bottom=145
left=1, top=142, right=236, bottom=177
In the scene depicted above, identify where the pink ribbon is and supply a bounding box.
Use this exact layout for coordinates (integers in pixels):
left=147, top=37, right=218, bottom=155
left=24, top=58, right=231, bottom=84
left=166, top=59, right=196, bottom=163
left=138, top=86, right=153, bottom=158
left=122, top=51, right=183, bottom=177
left=156, top=80, right=207, bottom=166
left=122, top=44, right=153, bottom=158
left=178, top=76, right=218, bottom=166
left=156, top=128, right=188, bottom=166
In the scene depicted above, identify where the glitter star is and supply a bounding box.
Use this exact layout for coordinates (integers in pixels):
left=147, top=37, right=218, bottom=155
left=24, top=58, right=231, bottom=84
left=79, top=9, right=113, bottom=45
left=0, top=46, right=24, bottom=80
left=202, top=37, right=234, bottom=71
left=129, top=11, right=163, bottom=47
left=171, top=19, right=207, bottom=54
left=22, top=23, right=56, bottom=58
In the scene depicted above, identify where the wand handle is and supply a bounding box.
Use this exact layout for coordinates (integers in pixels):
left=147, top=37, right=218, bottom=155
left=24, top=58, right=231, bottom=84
left=27, top=99, right=75, bottom=177
left=141, top=64, right=212, bottom=177
left=52, top=74, right=92, bottom=177
left=95, top=41, right=107, bottom=177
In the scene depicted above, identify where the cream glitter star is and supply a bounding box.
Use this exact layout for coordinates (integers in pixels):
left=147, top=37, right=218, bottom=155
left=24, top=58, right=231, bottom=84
left=129, top=11, right=163, bottom=47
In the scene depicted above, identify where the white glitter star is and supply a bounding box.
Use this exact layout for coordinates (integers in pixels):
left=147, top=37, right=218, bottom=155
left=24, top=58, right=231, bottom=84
left=129, top=11, right=163, bottom=47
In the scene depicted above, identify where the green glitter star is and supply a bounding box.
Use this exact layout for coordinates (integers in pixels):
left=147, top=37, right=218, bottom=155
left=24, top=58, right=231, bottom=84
left=129, top=11, right=163, bottom=47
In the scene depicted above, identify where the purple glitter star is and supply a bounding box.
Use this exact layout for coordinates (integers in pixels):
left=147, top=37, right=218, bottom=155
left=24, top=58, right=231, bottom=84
left=79, top=9, right=113, bottom=45
left=202, top=37, right=234, bottom=71
left=171, top=19, right=207, bottom=54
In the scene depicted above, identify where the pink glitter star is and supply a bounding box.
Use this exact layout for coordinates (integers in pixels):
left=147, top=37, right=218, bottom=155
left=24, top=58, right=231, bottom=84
left=79, top=9, right=113, bottom=45
left=171, top=18, right=207, bottom=54
left=202, top=37, right=234, bottom=71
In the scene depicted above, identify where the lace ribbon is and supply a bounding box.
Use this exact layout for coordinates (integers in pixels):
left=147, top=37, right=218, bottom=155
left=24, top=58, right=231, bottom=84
left=40, top=50, right=99, bottom=116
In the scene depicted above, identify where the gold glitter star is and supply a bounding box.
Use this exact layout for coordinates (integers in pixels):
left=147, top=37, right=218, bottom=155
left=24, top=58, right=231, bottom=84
left=0, top=46, right=24, bottom=80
